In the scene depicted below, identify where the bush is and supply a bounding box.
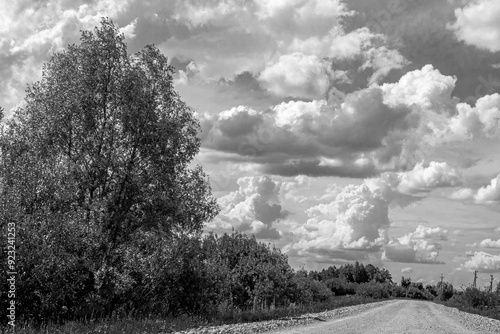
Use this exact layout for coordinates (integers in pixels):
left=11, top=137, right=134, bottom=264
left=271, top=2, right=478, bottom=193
left=405, top=287, right=433, bottom=300
left=356, top=282, right=391, bottom=299
left=391, top=285, right=406, bottom=298
left=448, top=287, right=499, bottom=310
left=292, top=277, right=333, bottom=305
left=324, top=278, right=348, bottom=296
left=436, top=282, right=454, bottom=301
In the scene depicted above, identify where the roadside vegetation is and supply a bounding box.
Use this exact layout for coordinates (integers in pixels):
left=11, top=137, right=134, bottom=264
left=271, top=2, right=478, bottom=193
left=1, top=19, right=499, bottom=334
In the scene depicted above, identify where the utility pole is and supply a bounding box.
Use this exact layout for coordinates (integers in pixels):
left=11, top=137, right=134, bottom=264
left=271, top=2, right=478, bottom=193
left=490, top=275, right=494, bottom=293
left=439, top=273, right=444, bottom=293
left=473, top=270, right=477, bottom=288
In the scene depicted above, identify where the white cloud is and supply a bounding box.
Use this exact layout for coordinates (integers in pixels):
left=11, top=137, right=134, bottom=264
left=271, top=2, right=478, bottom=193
left=272, top=99, right=326, bottom=127
left=449, top=188, right=474, bottom=201
left=462, top=251, right=500, bottom=272
left=361, top=46, right=409, bottom=85
left=203, top=62, right=500, bottom=180
left=258, top=53, right=330, bottom=99
left=474, top=174, right=500, bottom=204
left=173, top=0, right=256, bottom=28
left=382, top=225, right=447, bottom=264
left=397, top=162, right=461, bottom=194
left=380, top=64, right=456, bottom=111
left=207, top=176, right=288, bottom=239
left=168, top=0, right=352, bottom=79
left=479, top=239, right=500, bottom=249
left=450, top=173, right=500, bottom=204
left=293, top=183, right=390, bottom=252
left=371, top=161, right=461, bottom=195
left=405, top=225, right=448, bottom=241
left=475, top=173, right=500, bottom=204
left=401, top=267, right=413, bottom=273
left=119, top=18, right=137, bottom=39
left=448, top=0, right=500, bottom=52
left=201, top=86, right=413, bottom=177
left=450, top=94, right=500, bottom=139
left=365, top=161, right=462, bottom=208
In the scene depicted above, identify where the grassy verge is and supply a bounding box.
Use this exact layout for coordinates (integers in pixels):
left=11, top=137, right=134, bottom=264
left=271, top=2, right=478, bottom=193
left=0, top=295, right=383, bottom=334
left=435, top=300, right=500, bottom=322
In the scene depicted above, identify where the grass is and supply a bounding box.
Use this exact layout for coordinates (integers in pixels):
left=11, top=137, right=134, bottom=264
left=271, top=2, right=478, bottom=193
left=0, top=295, right=381, bottom=334
left=436, top=300, right=500, bottom=322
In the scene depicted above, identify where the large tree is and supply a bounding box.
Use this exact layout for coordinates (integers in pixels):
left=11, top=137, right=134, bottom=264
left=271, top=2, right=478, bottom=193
left=0, top=18, right=219, bottom=322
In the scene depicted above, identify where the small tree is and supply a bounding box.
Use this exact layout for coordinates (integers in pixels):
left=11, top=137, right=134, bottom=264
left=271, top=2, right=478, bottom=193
left=401, top=276, right=412, bottom=289
left=436, top=281, right=454, bottom=301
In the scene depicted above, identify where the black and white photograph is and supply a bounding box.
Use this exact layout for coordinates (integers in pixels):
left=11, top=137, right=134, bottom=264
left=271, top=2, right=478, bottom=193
left=1, top=0, right=500, bottom=333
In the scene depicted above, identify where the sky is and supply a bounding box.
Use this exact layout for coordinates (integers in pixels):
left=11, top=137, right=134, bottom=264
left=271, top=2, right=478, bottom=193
left=2, top=0, right=500, bottom=288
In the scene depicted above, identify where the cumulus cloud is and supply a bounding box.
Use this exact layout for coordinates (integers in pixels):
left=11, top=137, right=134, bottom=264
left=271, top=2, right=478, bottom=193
left=401, top=267, right=413, bottom=273
left=380, top=64, right=456, bottom=111
left=479, top=239, right=500, bottom=249
left=169, top=0, right=407, bottom=89
left=201, top=64, right=500, bottom=178
left=396, top=162, right=461, bottom=193
left=202, top=57, right=500, bottom=178
left=201, top=86, right=414, bottom=177
left=292, top=183, right=390, bottom=252
left=382, top=225, right=447, bottom=264
left=448, top=0, right=500, bottom=52
left=119, top=18, right=138, bottom=39
left=367, top=161, right=462, bottom=204
left=206, top=176, right=288, bottom=239
left=450, top=94, right=500, bottom=139
left=449, top=188, right=474, bottom=201
left=449, top=173, right=500, bottom=204
left=474, top=174, right=500, bottom=204
left=166, top=0, right=352, bottom=79
left=258, top=53, right=330, bottom=99
left=462, top=251, right=500, bottom=272
left=361, top=46, right=409, bottom=85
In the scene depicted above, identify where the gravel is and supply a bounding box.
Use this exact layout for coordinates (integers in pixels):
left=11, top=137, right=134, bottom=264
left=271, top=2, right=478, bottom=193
left=171, top=300, right=395, bottom=334
left=172, top=300, right=500, bottom=334
left=438, top=304, right=500, bottom=334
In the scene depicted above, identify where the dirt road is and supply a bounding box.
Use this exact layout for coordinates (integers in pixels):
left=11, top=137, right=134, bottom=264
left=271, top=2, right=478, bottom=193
left=267, top=300, right=500, bottom=334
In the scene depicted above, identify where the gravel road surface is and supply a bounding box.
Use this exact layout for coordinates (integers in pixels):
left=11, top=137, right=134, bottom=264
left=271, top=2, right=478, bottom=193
left=267, top=300, right=500, bottom=334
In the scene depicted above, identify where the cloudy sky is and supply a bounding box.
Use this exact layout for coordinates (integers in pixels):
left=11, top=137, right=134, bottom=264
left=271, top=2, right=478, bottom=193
left=3, top=0, right=500, bottom=288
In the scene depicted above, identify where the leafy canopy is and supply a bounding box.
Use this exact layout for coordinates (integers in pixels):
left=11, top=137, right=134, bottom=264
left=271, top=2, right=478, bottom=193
left=0, top=18, right=219, bottom=322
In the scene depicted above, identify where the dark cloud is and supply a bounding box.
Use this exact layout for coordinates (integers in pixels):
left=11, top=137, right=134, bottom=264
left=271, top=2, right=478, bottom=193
left=261, top=160, right=378, bottom=178
left=383, top=245, right=445, bottom=265
left=200, top=86, right=413, bottom=178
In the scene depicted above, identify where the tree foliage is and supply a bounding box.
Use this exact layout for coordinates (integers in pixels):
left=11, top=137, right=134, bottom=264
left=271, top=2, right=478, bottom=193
left=0, top=18, right=219, bottom=323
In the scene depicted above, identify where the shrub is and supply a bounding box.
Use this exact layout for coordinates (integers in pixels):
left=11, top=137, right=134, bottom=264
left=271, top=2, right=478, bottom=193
left=324, top=278, right=348, bottom=296
left=391, top=285, right=406, bottom=298
left=292, top=277, right=333, bottom=305
left=406, top=287, right=431, bottom=300
left=436, top=282, right=454, bottom=301
left=448, top=287, right=499, bottom=310
left=356, top=282, right=391, bottom=299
